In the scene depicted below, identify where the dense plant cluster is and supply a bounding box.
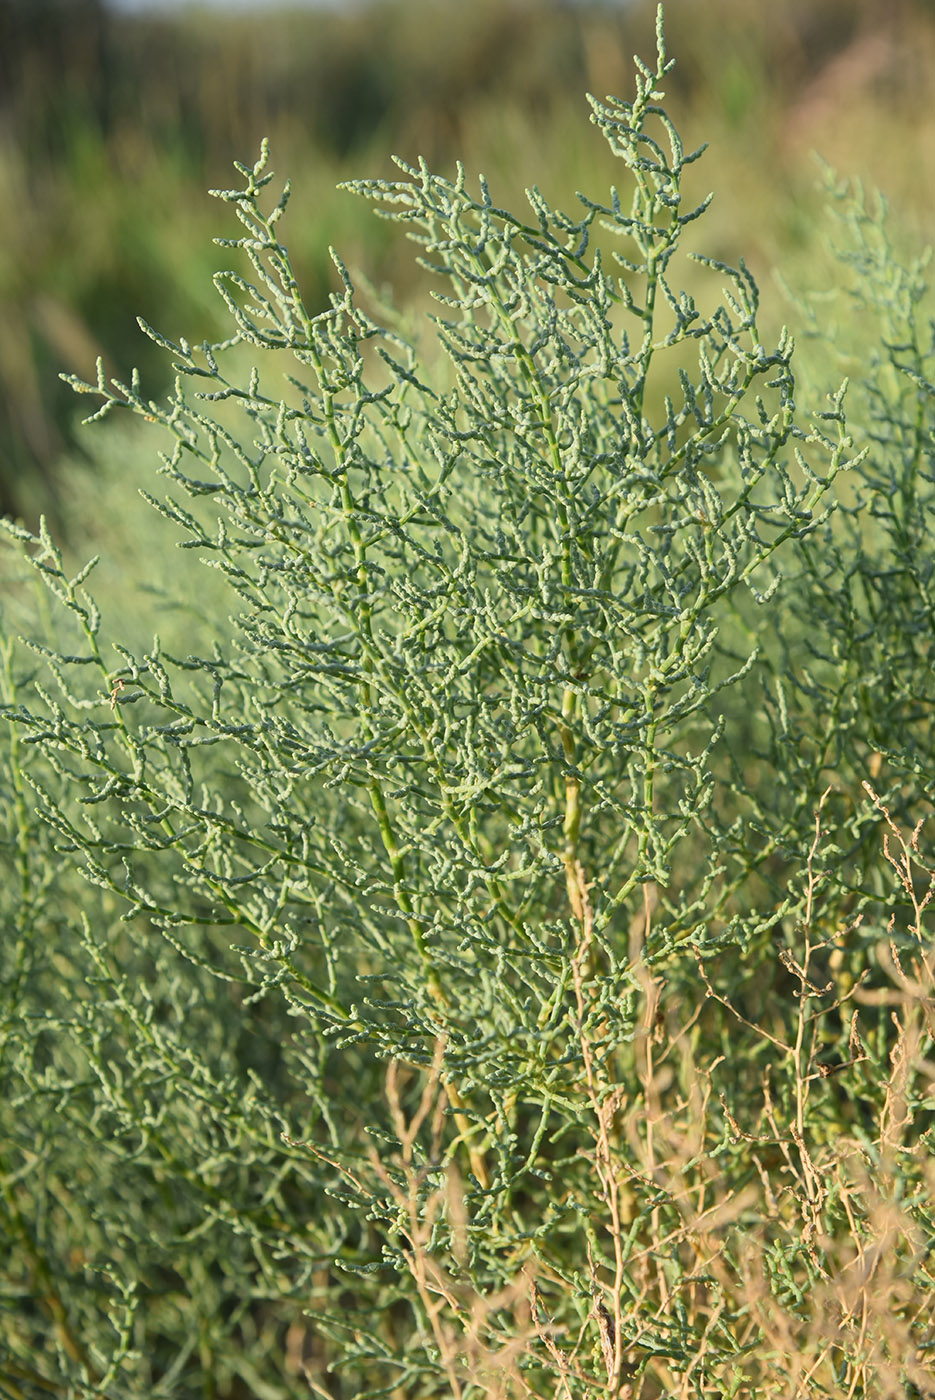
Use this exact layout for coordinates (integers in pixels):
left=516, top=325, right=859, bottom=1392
left=2, top=12, right=934, bottom=1397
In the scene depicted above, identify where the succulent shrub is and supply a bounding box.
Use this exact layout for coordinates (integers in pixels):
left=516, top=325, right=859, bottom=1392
left=2, top=10, right=934, bottom=1397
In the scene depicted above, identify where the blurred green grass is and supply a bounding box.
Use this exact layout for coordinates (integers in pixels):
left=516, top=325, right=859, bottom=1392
left=2, top=0, right=934, bottom=533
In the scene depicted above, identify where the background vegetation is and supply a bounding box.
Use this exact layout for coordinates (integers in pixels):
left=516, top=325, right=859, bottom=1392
left=2, top=0, right=934, bottom=528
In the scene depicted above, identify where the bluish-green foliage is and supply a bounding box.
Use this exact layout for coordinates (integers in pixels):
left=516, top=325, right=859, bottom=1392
left=2, top=12, right=934, bottom=1398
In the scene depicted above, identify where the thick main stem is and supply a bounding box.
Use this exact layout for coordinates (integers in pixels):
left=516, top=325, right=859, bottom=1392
left=305, top=325, right=491, bottom=1185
